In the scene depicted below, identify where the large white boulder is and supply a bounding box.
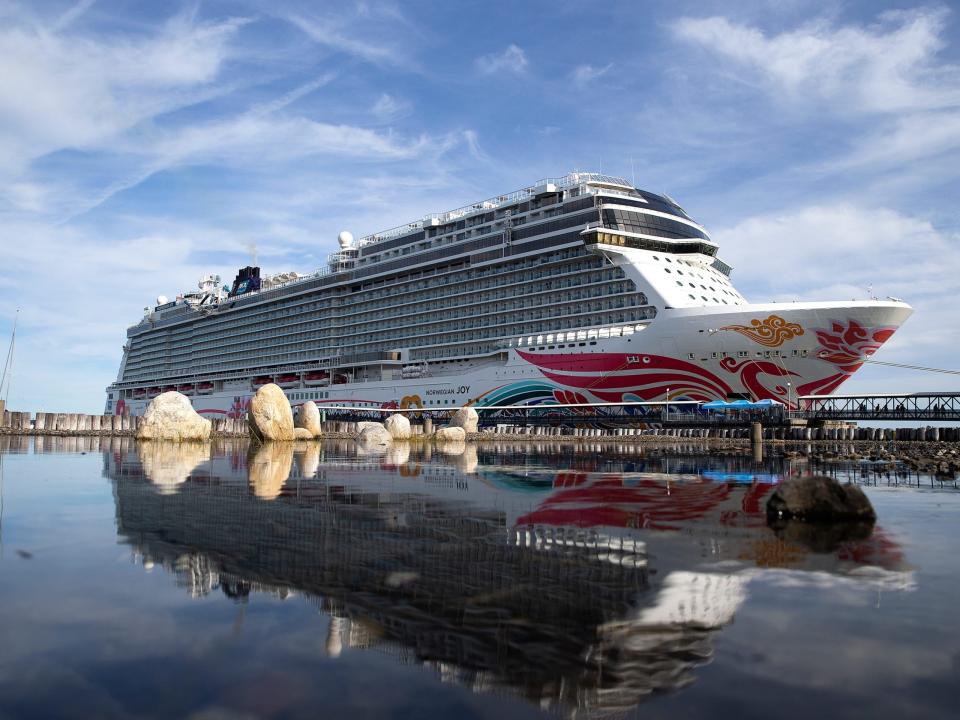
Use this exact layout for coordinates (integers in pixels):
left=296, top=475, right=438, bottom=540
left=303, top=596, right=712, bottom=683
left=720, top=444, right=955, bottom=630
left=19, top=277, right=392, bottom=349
left=248, top=383, right=295, bottom=441
left=294, top=427, right=314, bottom=440
left=356, top=421, right=385, bottom=433
left=433, top=426, right=466, bottom=442
left=449, top=406, right=479, bottom=433
left=295, top=400, right=322, bottom=437
left=384, top=413, right=411, bottom=440
left=137, top=391, right=211, bottom=441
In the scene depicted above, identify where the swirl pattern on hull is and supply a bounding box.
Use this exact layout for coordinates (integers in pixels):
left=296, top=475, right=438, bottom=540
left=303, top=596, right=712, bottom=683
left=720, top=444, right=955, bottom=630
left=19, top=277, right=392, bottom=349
left=720, top=315, right=804, bottom=348
left=518, top=351, right=733, bottom=402
left=814, top=319, right=896, bottom=374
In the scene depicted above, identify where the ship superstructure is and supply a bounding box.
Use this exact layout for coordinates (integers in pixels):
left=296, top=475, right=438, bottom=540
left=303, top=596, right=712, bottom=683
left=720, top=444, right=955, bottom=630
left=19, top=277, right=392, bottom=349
left=106, top=172, right=912, bottom=416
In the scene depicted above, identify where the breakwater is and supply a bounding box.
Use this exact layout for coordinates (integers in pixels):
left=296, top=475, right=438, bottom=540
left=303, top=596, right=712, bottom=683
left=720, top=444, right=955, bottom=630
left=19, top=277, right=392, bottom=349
left=3, top=408, right=960, bottom=442
left=0, top=410, right=247, bottom=437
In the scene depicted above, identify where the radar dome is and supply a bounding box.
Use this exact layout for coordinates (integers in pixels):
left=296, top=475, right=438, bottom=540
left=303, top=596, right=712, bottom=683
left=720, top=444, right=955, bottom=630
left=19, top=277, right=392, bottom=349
left=337, top=230, right=354, bottom=249
left=156, top=295, right=168, bottom=305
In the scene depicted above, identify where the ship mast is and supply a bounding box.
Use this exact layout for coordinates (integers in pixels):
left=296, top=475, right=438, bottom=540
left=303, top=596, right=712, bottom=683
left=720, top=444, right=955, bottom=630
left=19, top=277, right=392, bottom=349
left=0, top=308, right=18, bottom=406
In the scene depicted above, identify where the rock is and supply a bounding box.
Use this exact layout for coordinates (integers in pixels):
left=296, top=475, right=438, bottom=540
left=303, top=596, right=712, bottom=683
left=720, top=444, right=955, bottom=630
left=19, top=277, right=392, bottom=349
left=433, top=426, right=466, bottom=442
left=295, top=401, right=322, bottom=437
left=294, top=427, right=314, bottom=440
left=136, top=391, right=211, bottom=441
left=248, top=383, right=295, bottom=441
left=449, top=406, right=479, bottom=433
left=356, top=424, right=392, bottom=447
left=766, top=476, right=876, bottom=521
left=356, top=421, right=385, bottom=433
left=384, top=413, right=411, bottom=440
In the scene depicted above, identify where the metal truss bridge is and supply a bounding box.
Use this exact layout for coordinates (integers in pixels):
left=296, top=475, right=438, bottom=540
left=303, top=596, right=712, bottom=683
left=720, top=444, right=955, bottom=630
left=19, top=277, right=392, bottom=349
left=321, top=392, right=960, bottom=428
left=796, top=393, right=960, bottom=422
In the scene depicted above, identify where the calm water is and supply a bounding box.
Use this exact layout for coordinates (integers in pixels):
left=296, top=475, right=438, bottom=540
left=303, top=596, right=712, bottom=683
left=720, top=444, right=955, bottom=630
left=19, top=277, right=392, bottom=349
left=0, top=436, right=958, bottom=720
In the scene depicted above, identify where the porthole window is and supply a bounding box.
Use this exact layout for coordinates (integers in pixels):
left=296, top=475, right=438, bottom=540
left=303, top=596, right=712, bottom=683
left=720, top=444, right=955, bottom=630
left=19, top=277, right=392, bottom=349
left=676, top=280, right=683, bottom=286
left=689, top=294, right=696, bottom=300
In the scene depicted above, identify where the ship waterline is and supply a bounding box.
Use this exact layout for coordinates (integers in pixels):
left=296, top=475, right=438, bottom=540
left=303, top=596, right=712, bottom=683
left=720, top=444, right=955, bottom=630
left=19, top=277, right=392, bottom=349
left=105, top=173, right=911, bottom=416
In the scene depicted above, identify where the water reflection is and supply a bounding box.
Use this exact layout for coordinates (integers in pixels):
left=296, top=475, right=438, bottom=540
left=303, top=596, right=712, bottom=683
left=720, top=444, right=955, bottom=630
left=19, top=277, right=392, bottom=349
left=101, top=440, right=914, bottom=717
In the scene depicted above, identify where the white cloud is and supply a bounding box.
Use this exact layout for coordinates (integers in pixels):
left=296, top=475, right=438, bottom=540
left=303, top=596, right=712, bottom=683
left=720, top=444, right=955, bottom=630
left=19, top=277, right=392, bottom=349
left=672, top=9, right=960, bottom=115
left=286, top=12, right=407, bottom=67
left=475, top=44, right=528, bottom=76
left=716, top=203, right=960, bottom=391
left=571, top=62, right=612, bottom=89
left=0, top=7, right=248, bottom=175
left=371, top=92, right=411, bottom=120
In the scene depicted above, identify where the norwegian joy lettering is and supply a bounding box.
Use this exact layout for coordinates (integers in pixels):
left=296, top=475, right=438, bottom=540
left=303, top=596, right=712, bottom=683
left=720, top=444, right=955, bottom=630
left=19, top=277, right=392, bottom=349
left=426, top=386, right=470, bottom=396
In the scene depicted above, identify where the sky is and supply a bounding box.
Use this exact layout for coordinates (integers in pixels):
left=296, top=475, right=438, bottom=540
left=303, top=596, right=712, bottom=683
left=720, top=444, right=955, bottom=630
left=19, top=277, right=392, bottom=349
left=1, top=0, right=959, bottom=413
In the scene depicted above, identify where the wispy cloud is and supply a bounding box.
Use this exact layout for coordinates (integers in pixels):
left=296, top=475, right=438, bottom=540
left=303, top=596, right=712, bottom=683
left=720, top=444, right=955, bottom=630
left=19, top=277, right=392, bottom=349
left=286, top=12, right=408, bottom=67
left=0, top=7, right=249, bottom=176
left=672, top=8, right=960, bottom=116
left=371, top=92, right=411, bottom=120
left=571, top=62, right=612, bottom=89
left=475, top=44, right=528, bottom=76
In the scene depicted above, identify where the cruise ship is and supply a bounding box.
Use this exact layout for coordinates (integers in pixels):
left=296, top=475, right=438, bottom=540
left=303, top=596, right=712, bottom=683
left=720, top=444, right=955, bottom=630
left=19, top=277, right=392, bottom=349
left=105, top=172, right=912, bottom=417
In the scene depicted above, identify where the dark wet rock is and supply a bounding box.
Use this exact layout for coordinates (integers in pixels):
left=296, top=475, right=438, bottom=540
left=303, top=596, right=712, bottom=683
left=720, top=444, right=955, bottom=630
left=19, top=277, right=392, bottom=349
left=768, top=517, right=875, bottom=554
left=767, top=476, right=876, bottom=522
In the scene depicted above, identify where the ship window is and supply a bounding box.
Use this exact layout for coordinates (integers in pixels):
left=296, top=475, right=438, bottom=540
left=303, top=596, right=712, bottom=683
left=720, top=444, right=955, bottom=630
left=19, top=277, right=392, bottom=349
left=689, top=294, right=695, bottom=300
left=664, top=268, right=672, bottom=273
left=676, top=281, right=683, bottom=286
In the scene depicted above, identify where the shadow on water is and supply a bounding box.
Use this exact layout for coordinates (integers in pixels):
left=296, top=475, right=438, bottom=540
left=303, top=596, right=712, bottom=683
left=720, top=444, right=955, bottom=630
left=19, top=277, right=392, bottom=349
left=85, top=437, right=916, bottom=718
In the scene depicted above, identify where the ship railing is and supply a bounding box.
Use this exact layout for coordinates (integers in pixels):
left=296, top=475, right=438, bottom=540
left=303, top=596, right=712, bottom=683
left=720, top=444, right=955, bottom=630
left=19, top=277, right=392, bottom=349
left=352, top=172, right=631, bottom=252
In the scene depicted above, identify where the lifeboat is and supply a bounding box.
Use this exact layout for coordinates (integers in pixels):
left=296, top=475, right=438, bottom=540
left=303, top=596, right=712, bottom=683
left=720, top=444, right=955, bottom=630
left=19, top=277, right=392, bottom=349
left=147, top=387, right=161, bottom=397
left=333, top=373, right=349, bottom=385
left=252, top=375, right=273, bottom=389
left=162, top=385, right=177, bottom=393
left=304, top=370, right=329, bottom=385
left=197, top=381, right=214, bottom=394
left=276, top=373, right=299, bottom=388
left=132, top=388, right=146, bottom=398
left=178, top=384, right=195, bottom=394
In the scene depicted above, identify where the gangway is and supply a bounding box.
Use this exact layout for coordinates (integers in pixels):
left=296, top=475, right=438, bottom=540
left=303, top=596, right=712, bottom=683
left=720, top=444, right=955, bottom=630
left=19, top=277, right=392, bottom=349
left=797, top=393, right=960, bottom=422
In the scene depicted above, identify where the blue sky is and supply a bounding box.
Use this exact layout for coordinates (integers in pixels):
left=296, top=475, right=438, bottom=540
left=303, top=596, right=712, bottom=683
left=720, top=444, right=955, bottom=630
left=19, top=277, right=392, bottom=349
left=1, top=0, right=959, bottom=413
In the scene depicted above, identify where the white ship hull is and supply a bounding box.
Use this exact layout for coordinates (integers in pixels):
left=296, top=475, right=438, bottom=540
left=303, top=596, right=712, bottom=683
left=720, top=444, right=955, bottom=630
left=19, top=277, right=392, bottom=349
left=112, top=300, right=912, bottom=418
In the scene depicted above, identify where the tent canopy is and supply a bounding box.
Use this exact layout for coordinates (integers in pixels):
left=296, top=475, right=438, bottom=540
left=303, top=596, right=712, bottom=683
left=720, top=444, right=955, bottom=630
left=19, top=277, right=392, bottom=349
left=700, top=399, right=784, bottom=411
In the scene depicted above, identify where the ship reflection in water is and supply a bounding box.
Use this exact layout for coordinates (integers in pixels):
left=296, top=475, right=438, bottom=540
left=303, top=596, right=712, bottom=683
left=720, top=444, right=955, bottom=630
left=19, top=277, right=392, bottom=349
left=105, top=440, right=913, bottom=718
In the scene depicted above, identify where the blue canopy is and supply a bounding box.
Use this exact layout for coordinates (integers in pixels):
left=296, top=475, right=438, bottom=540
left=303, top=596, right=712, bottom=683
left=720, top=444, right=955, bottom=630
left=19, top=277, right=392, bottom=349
left=700, top=399, right=784, bottom=411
